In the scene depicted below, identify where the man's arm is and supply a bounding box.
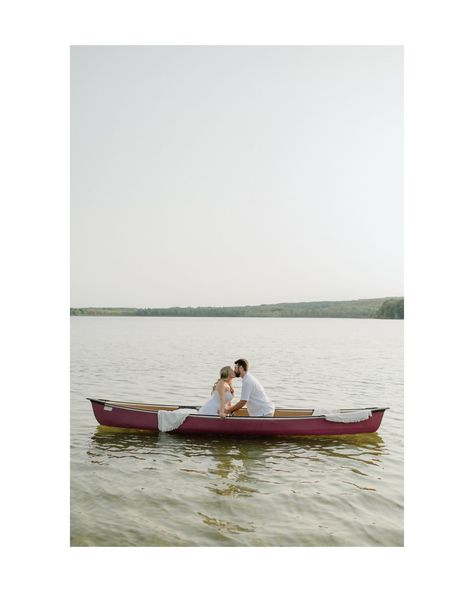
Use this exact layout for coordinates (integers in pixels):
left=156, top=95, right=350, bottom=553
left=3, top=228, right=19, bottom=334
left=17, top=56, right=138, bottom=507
left=227, top=377, right=251, bottom=415
left=226, top=399, right=247, bottom=415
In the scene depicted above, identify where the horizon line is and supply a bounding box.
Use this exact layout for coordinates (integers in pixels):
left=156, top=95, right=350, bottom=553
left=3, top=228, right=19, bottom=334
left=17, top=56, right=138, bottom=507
left=71, top=296, right=404, bottom=310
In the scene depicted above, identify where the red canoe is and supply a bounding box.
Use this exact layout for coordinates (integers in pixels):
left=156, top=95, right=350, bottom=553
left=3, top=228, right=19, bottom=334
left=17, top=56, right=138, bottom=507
left=88, top=398, right=388, bottom=436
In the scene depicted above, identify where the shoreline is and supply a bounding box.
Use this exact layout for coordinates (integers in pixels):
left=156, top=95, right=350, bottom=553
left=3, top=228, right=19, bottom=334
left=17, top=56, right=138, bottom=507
left=70, top=297, right=404, bottom=320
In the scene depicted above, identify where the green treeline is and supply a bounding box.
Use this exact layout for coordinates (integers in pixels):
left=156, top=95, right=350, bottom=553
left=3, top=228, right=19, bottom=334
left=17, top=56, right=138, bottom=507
left=71, top=297, right=404, bottom=319
left=375, top=298, right=404, bottom=319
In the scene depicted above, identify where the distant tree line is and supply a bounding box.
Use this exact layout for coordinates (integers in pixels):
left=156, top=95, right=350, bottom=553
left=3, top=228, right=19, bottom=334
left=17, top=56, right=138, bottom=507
left=71, top=297, right=404, bottom=319
left=375, top=298, right=404, bottom=319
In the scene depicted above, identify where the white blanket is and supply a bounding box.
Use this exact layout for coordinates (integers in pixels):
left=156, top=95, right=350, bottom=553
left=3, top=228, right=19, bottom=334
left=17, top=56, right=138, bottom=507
left=158, top=409, right=195, bottom=432
left=313, top=408, right=372, bottom=423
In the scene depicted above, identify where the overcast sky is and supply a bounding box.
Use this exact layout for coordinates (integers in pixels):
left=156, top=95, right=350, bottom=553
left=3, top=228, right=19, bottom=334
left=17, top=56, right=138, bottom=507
left=71, top=46, right=402, bottom=308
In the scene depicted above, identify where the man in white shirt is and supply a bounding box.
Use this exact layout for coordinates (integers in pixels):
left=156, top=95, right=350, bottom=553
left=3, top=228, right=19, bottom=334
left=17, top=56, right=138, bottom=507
left=226, top=358, right=275, bottom=417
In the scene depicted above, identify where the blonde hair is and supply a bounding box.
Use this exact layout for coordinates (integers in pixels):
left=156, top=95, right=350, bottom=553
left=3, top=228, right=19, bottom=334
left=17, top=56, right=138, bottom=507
left=211, top=366, right=233, bottom=393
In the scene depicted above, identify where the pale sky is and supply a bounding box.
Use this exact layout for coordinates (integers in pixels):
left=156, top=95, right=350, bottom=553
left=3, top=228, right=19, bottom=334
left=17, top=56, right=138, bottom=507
left=71, top=46, right=402, bottom=308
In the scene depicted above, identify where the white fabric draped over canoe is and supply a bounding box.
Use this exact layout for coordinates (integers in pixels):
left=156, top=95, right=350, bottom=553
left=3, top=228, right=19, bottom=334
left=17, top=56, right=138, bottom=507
left=158, top=409, right=195, bottom=432
left=313, top=409, right=372, bottom=423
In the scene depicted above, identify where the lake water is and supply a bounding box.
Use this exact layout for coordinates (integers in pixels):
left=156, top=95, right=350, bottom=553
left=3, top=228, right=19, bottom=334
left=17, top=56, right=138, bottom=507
left=70, top=317, right=403, bottom=546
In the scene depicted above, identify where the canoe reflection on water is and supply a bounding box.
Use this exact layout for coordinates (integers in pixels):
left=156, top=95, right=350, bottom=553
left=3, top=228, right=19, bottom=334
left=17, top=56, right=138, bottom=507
left=87, top=426, right=386, bottom=476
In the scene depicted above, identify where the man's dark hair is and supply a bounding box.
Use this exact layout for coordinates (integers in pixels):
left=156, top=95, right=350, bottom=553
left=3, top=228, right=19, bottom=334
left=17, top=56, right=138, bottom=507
left=234, top=358, right=249, bottom=371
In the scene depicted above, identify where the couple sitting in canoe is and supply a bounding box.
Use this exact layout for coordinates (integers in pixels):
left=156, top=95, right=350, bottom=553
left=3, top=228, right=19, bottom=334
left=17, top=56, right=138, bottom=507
left=198, top=358, right=275, bottom=418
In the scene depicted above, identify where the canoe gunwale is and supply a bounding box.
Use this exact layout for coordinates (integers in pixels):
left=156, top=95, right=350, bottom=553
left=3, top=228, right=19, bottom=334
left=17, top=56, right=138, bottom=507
left=87, top=397, right=389, bottom=419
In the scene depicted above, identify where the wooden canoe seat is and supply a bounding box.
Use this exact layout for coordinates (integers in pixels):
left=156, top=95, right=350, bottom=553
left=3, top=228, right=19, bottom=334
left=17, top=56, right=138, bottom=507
left=234, top=408, right=313, bottom=417
left=273, top=408, right=314, bottom=417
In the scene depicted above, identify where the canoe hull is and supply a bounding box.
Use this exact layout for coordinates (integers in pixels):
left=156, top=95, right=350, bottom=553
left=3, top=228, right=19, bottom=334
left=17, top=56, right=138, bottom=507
left=89, top=399, right=386, bottom=436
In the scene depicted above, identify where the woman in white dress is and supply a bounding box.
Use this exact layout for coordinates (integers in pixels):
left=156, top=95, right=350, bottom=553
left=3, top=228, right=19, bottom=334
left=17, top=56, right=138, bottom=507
left=198, top=366, right=235, bottom=419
